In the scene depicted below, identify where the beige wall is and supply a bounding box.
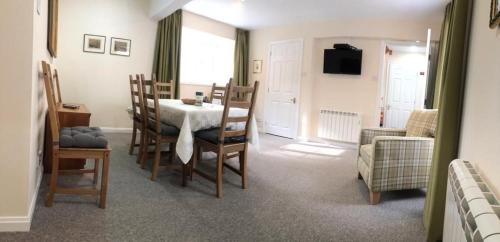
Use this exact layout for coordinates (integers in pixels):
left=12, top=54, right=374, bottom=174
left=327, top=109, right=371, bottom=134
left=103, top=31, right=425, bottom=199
left=249, top=19, right=441, bottom=138
left=180, top=11, right=236, bottom=99
left=0, top=0, right=34, bottom=219
left=459, top=0, right=500, bottom=196
left=57, top=0, right=158, bottom=129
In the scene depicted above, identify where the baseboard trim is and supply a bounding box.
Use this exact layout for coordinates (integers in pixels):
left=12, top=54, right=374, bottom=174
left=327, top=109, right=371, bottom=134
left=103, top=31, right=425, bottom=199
left=100, top=127, right=133, bottom=133
left=0, top=166, right=43, bottom=232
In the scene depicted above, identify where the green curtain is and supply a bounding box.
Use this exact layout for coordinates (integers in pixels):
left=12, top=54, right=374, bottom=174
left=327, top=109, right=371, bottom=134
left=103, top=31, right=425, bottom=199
left=233, top=28, right=249, bottom=86
left=423, top=0, right=472, bottom=241
left=153, top=10, right=182, bottom=99
left=432, top=5, right=452, bottom=108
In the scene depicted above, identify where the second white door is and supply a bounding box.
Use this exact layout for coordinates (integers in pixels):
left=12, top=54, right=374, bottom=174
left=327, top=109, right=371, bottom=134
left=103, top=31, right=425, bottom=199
left=265, top=40, right=303, bottom=138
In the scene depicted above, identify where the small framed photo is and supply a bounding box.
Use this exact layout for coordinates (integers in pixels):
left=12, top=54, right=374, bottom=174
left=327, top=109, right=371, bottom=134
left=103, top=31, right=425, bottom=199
left=110, top=37, right=131, bottom=57
left=253, top=60, right=263, bottom=73
left=83, top=34, right=106, bottom=54
left=491, top=0, right=500, bottom=29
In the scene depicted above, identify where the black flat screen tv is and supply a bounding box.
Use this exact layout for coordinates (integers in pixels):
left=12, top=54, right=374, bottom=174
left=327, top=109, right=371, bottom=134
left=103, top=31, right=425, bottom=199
left=323, top=49, right=363, bottom=75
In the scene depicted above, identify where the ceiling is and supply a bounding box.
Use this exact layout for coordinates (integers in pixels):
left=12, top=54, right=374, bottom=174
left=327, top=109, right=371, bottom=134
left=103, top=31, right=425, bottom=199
left=182, top=0, right=449, bottom=29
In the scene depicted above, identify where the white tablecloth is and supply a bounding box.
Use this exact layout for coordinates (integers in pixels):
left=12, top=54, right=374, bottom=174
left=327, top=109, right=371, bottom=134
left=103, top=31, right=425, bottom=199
left=151, top=99, right=259, bottom=164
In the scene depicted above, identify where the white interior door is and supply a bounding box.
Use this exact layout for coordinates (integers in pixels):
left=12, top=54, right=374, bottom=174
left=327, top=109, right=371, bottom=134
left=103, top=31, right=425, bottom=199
left=385, top=62, right=420, bottom=128
left=265, top=40, right=302, bottom=138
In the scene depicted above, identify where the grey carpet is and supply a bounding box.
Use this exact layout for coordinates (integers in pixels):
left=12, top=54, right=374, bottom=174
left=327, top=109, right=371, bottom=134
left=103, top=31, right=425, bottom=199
left=0, top=133, right=426, bottom=242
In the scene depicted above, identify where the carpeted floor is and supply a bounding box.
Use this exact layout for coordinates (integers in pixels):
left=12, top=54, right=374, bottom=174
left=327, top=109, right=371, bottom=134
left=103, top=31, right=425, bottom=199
left=0, top=133, right=426, bottom=241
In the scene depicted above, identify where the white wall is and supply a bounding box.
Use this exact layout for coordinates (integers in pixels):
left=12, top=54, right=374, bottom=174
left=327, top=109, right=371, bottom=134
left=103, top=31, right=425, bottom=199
left=459, top=0, right=500, bottom=196
left=249, top=19, right=441, bottom=138
left=180, top=11, right=236, bottom=99
left=57, top=0, right=158, bottom=129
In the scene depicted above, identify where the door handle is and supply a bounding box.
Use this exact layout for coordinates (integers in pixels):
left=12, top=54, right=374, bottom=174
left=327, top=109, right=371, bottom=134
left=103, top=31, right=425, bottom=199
left=291, top=97, right=296, bottom=104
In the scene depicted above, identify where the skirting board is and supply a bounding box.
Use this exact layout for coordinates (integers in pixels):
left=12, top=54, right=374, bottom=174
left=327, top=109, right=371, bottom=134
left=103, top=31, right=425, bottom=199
left=0, top=166, right=43, bottom=232
left=100, top=127, right=133, bottom=133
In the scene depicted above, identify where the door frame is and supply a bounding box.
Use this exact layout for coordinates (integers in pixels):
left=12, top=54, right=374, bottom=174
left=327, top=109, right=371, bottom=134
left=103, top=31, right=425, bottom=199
left=263, top=38, right=304, bottom=139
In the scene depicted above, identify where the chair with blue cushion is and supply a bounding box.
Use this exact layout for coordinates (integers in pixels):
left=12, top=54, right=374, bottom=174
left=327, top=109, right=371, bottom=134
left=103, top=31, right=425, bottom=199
left=189, top=81, right=259, bottom=198
left=138, top=74, right=179, bottom=181
left=128, top=74, right=146, bottom=163
left=42, top=61, right=111, bottom=208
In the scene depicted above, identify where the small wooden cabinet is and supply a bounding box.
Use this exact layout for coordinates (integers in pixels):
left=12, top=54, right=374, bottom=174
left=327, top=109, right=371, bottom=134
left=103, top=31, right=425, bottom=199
left=43, top=103, right=91, bottom=172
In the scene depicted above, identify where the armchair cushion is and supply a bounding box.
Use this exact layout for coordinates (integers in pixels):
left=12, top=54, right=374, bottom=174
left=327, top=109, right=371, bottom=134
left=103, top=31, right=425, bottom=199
left=359, top=144, right=372, bottom=167
left=359, top=128, right=406, bottom=145
left=405, top=109, right=438, bottom=137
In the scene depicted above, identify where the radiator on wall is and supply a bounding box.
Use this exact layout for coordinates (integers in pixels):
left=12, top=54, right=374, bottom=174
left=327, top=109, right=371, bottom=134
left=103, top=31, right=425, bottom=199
left=443, top=159, right=500, bottom=242
left=317, top=110, right=361, bottom=143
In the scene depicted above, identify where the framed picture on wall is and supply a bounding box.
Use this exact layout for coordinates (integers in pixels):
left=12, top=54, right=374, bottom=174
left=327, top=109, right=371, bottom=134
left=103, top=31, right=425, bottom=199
left=491, top=0, right=500, bottom=28
left=83, top=34, right=106, bottom=54
left=253, top=60, right=263, bottom=73
left=110, top=38, right=131, bottom=57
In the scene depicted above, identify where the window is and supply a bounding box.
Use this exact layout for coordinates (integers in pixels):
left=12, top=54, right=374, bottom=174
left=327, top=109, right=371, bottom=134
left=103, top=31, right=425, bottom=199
left=180, top=27, right=235, bottom=86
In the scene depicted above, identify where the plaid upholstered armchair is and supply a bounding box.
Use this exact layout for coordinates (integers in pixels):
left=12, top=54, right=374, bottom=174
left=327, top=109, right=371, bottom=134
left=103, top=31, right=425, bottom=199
left=357, top=109, right=438, bottom=204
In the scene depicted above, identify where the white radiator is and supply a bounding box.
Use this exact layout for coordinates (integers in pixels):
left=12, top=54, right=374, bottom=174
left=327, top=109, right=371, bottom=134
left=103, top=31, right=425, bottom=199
left=443, top=159, right=500, bottom=242
left=317, top=110, right=361, bottom=143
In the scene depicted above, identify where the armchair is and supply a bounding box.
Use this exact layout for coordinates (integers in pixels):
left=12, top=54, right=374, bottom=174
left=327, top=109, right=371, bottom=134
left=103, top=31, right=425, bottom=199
left=357, top=109, right=438, bottom=204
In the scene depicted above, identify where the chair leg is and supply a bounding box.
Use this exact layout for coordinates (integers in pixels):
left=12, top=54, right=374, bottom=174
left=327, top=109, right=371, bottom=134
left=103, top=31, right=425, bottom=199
left=239, top=145, right=248, bottom=189
left=136, top=128, right=145, bottom=164
left=369, top=191, right=381, bottom=205
left=169, top=143, right=176, bottom=163
left=215, top=148, right=224, bottom=198
left=93, top=159, right=100, bottom=185
left=129, top=122, right=137, bottom=155
left=140, top=133, right=149, bottom=169
left=99, top=152, right=110, bottom=209
left=150, top=137, right=162, bottom=181
left=46, top=149, right=59, bottom=207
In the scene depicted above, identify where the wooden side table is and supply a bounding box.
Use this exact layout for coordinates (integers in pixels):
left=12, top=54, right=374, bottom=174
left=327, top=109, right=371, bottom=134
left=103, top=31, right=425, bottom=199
left=43, top=103, right=91, bottom=172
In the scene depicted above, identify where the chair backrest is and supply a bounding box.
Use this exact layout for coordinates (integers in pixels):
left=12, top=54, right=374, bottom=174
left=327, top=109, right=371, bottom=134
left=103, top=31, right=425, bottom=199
left=52, top=69, right=62, bottom=104
left=129, top=74, right=144, bottom=121
left=405, top=109, right=438, bottom=138
left=140, top=74, right=174, bottom=133
left=210, top=82, right=228, bottom=105
left=42, top=61, right=60, bottom=143
left=218, top=81, right=260, bottom=143
left=154, top=75, right=175, bottom=99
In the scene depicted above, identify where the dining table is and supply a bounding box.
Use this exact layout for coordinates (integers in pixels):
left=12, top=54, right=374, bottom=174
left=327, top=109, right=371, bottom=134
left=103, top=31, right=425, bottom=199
left=132, top=99, right=260, bottom=164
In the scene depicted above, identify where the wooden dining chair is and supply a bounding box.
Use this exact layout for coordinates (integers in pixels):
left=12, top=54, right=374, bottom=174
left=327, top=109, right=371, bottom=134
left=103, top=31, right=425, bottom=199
left=42, top=61, right=111, bottom=208
left=189, top=81, right=259, bottom=198
left=139, top=74, right=180, bottom=181
left=209, top=82, right=229, bottom=105
left=128, top=74, right=146, bottom=163
left=52, top=69, right=63, bottom=104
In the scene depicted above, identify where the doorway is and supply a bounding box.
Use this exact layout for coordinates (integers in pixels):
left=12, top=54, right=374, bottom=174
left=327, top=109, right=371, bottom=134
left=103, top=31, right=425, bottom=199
left=264, top=39, right=303, bottom=138
left=382, top=42, right=428, bottom=129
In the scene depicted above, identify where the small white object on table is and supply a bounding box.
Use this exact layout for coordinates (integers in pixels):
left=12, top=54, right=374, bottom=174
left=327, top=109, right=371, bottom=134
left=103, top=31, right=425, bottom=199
left=146, top=99, right=259, bottom=164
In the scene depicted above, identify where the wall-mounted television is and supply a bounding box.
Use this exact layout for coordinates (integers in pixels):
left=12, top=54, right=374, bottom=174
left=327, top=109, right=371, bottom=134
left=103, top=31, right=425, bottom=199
left=323, top=48, right=363, bottom=75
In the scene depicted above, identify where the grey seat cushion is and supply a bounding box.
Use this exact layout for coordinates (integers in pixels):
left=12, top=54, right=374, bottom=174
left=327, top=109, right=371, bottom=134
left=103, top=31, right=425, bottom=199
left=59, top=127, right=108, bottom=148
left=195, top=128, right=246, bottom=144
left=147, top=119, right=179, bottom=136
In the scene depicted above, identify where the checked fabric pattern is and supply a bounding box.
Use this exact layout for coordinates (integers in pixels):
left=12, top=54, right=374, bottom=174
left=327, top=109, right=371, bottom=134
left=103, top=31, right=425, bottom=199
left=357, top=110, right=438, bottom=193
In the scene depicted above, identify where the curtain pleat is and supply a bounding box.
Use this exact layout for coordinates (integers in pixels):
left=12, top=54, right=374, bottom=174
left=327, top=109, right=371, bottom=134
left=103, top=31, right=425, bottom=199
left=423, top=0, right=473, bottom=241
left=233, top=29, right=249, bottom=86
left=153, top=10, right=182, bottom=99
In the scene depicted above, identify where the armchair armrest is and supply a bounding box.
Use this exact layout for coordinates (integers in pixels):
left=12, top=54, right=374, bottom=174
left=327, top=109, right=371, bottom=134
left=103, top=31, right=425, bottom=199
left=368, top=136, right=434, bottom=192
left=359, top=128, right=406, bottom=145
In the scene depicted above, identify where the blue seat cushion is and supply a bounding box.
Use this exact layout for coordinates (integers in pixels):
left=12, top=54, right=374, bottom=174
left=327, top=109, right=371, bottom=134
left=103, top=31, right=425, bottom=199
left=195, top=128, right=246, bottom=144
left=148, top=119, right=179, bottom=136
left=59, top=127, right=108, bottom=148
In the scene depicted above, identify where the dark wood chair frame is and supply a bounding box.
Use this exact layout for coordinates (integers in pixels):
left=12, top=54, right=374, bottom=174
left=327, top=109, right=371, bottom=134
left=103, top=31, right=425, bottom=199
left=139, top=74, right=181, bottom=181
left=188, top=81, right=259, bottom=198
left=42, top=61, right=111, bottom=208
